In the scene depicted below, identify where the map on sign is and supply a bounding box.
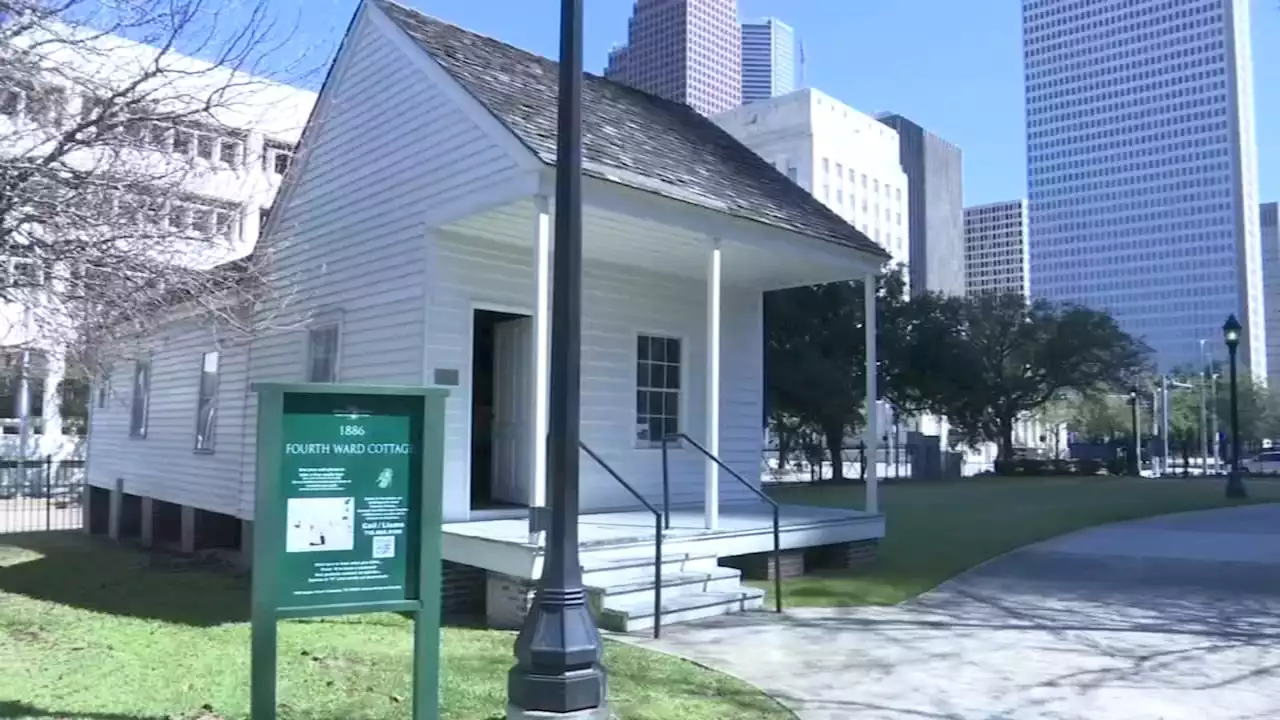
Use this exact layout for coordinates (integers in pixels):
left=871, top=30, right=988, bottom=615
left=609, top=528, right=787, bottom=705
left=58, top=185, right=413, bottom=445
left=285, top=497, right=355, bottom=553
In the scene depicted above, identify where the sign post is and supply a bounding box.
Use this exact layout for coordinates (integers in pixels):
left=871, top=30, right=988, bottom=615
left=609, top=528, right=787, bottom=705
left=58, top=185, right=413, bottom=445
left=249, top=383, right=448, bottom=720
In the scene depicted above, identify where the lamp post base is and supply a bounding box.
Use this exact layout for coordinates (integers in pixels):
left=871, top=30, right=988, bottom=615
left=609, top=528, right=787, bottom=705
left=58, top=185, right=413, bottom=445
left=508, top=587, right=608, bottom=718
left=508, top=706, right=615, bottom=720
left=1225, top=471, right=1248, bottom=499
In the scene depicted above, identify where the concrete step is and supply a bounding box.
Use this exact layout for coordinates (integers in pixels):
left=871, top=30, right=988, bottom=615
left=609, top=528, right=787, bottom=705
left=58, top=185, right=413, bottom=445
left=586, top=565, right=745, bottom=609
left=598, top=587, right=767, bottom=633
left=580, top=547, right=720, bottom=587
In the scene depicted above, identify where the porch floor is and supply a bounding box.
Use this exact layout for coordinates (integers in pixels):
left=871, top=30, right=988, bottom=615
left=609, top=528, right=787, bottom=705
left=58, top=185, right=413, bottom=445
left=443, top=502, right=881, bottom=549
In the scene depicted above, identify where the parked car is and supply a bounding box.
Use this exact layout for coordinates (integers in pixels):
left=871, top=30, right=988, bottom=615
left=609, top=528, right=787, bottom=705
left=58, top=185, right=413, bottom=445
left=1240, top=451, right=1280, bottom=474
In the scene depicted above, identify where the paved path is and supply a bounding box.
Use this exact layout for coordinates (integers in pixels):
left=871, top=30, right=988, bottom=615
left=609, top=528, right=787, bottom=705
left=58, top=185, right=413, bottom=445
left=622, top=504, right=1280, bottom=720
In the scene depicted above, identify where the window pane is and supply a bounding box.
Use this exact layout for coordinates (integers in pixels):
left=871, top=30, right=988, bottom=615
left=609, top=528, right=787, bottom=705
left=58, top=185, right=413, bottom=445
left=195, top=351, right=219, bottom=450
left=635, top=391, right=646, bottom=415
left=648, top=418, right=664, bottom=443
left=664, top=364, right=680, bottom=390
left=220, top=138, right=241, bottom=165
left=130, top=360, right=150, bottom=437
left=637, top=335, right=650, bottom=361
left=650, top=337, right=665, bottom=362
left=172, top=129, right=192, bottom=155
left=663, top=417, right=679, bottom=439
left=663, top=391, right=679, bottom=418
left=636, top=362, right=649, bottom=389
left=308, top=326, right=338, bottom=382
left=664, top=338, right=680, bottom=363
left=647, top=391, right=663, bottom=415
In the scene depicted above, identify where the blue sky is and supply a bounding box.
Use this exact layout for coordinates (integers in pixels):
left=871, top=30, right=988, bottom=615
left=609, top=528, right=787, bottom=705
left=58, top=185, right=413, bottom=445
left=270, top=0, right=1277, bottom=206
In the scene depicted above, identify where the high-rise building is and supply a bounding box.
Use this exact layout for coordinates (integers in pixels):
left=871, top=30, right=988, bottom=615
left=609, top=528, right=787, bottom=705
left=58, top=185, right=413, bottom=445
left=741, top=18, right=796, bottom=103
left=715, top=89, right=910, bottom=268
left=964, top=200, right=1030, bottom=297
left=1022, top=0, right=1264, bottom=375
left=605, top=0, right=741, bottom=117
left=1262, top=203, right=1279, bottom=385
left=878, top=114, right=964, bottom=296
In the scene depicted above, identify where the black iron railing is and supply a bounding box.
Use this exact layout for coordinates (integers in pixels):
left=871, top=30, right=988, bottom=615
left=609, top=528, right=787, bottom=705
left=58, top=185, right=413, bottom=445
left=0, top=456, right=87, bottom=533
left=661, top=433, right=783, bottom=614
left=579, top=442, right=664, bottom=639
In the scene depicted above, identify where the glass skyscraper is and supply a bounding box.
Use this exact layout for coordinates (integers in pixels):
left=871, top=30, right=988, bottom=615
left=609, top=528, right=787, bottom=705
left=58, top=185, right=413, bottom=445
left=740, top=18, right=796, bottom=103
left=1022, top=0, right=1263, bottom=375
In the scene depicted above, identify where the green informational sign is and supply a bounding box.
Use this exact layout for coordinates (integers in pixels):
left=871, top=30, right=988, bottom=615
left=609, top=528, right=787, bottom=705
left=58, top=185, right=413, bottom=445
left=250, top=384, right=447, bottom=720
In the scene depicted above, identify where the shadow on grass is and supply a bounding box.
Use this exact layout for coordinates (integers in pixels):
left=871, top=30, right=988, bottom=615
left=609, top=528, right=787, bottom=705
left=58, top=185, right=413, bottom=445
left=0, top=531, right=248, bottom=627
left=0, top=700, right=169, bottom=719
left=0, top=531, right=492, bottom=631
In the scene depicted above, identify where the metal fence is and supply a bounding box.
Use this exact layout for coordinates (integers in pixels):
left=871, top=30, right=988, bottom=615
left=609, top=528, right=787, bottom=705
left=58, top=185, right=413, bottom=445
left=0, top=457, right=87, bottom=533
left=762, top=444, right=916, bottom=485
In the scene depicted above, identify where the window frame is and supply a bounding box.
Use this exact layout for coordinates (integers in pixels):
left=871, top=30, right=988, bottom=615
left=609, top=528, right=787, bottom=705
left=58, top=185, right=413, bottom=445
left=193, top=350, right=220, bottom=453
left=129, top=358, right=151, bottom=439
left=634, top=332, right=684, bottom=449
left=305, top=322, right=341, bottom=383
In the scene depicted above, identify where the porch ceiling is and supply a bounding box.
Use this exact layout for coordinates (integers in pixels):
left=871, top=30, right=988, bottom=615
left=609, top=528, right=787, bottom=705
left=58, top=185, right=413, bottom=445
left=442, top=197, right=879, bottom=291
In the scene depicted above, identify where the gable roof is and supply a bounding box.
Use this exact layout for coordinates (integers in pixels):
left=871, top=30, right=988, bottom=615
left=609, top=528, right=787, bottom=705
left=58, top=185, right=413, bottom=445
left=372, top=0, right=888, bottom=260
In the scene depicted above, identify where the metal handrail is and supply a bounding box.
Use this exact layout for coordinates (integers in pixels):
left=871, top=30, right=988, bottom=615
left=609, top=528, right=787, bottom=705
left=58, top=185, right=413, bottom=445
left=579, top=441, right=664, bottom=639
left=662, top=433, right=783, bottom=614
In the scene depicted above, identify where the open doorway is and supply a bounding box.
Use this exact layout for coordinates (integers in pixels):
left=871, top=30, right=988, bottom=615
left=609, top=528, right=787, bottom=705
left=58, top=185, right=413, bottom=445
left=471, top=309, right=533, bottom=510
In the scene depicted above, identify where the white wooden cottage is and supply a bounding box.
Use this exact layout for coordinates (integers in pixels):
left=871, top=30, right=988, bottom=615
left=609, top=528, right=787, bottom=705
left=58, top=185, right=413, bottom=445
left=85, top=0, right=890, bottom=631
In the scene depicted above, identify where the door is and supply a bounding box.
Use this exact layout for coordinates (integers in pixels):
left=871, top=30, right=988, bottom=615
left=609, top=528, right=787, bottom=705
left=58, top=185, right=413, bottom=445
left=490, top=316, right=533, bottom=505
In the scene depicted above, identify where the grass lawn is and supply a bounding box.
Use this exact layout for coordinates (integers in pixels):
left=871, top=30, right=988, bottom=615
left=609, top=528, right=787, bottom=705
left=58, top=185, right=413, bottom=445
left=763, top=475, right=1280, bottom=608
left=0, top=533, right=792, bottom=720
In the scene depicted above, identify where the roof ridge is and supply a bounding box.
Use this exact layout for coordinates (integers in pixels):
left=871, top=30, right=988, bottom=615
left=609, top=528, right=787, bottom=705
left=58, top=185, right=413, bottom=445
left=369, top=0, right=889, bottom=260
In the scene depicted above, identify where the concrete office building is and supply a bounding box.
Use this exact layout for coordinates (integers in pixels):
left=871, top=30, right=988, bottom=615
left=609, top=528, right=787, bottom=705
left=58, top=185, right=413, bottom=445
left=1023, top=0, right=1265, bottom=375
left=879, top=114, right=964, bottom=295
left=0, top=26, right=314, bottom=460
left=741, top=18, right=797, bottom=103
left=715, top=88, right=910, bottom=269
left=605, top=0, right=741, bottom=116
left=1263, top=203, right=1279, bottom=386
left=964, top=200, right=1031, bottom=297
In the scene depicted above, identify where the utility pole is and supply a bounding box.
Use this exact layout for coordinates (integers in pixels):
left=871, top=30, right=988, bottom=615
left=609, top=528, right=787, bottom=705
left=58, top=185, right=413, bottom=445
left=1210, top=374, right=1219, bottom=473
left=1160, top=375, right=1170, bottom=476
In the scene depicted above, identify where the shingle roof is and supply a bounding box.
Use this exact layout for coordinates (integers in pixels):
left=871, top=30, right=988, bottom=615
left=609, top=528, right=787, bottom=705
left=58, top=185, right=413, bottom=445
left=373, top=0, right=888, bottom=260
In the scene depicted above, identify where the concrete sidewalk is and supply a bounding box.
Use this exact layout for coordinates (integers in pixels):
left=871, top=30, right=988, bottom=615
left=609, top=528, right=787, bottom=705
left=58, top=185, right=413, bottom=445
left=622, top=504, right=1280, bottom=720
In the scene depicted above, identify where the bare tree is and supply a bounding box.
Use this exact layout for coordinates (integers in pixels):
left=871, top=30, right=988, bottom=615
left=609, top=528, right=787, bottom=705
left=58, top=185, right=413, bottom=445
left=0, top=0, right=316, bottom=373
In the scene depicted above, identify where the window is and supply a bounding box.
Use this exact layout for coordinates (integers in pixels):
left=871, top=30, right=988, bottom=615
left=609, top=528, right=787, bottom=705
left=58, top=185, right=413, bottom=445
left=196, top=134, right=215, bottom=160
left=194, top=351, right=219, bottom=451
left=0, top=87, right=19, bottom=115
left=263, top=140, right=295, bottom=175
left=306, top=325, right=340, bottom=382
left=636, top=335, right=680, bottom=446
left=96, top=369, right=110, bottom=409
left=129, top=359, right=150, bottom=438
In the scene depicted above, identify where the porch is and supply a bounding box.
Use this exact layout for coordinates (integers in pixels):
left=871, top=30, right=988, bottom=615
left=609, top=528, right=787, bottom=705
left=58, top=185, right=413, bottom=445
left=441, top=501, right=884, bottom=633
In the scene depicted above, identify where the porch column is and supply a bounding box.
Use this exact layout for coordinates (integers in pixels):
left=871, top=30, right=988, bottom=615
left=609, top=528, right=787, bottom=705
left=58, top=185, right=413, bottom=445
left=704, top=240, right=722, bottom=530
left=529, top=195, right=552, bottom=544
left=862, top=272, right=880, bottom=514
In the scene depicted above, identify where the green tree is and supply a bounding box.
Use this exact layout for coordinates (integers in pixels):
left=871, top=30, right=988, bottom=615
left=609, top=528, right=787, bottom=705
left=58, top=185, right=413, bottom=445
left=764, top=267, right=910, bottom=481
left=1063, top=391, right=1132, bottom=442
left=892, top=292, right=1150, bottom=461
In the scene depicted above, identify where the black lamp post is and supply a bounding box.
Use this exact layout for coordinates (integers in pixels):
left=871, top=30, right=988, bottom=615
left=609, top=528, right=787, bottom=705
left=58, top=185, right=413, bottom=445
left=1128, top=387, right=1140, bottom=475
left=1222, top=314, right=1248, bottom=499
left=507, top=0, right=609, bottom=716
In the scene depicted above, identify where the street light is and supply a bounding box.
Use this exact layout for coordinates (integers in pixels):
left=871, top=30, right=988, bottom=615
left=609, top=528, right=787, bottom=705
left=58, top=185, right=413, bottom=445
left=1222, top=315, right=1247, bottom=499
left=507, top=0, right=609, bottom=717
left=1128, top=386, right=1140, bottom=475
